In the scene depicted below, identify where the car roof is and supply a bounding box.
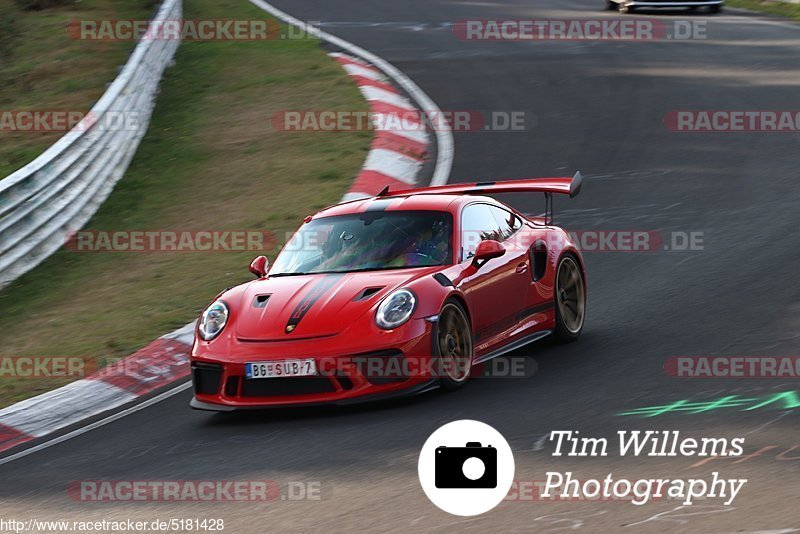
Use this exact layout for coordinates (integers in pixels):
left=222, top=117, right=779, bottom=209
left=312, top=193, right=499, bottom=219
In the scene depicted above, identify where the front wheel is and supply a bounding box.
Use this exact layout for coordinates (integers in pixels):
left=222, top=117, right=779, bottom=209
left=618, top=2, right=634, bottom=13
left=554, top=255, right=586, bottom=342
left=436, top=301, right=474, bottom=390
left=605, top=0, right=617, bottom=10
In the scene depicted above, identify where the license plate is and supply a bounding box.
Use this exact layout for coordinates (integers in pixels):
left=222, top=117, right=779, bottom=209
left=245, top=359, right=317, bottom=379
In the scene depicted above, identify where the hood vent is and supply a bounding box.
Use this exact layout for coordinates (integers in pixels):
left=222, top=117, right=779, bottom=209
left=253, top=294, right=271, bottom=308
left=353, top=287, right=384, bottom=302
left=433, top=273, right=454, bottom=287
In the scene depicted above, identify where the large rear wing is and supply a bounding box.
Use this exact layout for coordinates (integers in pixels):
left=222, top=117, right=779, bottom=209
left=379, top=171, right=583, bottom=224
left=380, top=172, right=582, bottom=199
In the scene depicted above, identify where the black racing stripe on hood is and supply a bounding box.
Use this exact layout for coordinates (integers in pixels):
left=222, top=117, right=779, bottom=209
left=285, top=274, right=346, bottom=333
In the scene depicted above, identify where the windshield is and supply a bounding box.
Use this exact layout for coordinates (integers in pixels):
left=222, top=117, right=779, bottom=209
left=270, top=211, right=453, bottom=275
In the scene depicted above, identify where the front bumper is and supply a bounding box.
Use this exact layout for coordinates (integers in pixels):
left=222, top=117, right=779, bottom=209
left=625, top=0, right=723, bottom=6
left=190, top=318, right=440, bottom=410
left=190, top=379, right=439, bottom=411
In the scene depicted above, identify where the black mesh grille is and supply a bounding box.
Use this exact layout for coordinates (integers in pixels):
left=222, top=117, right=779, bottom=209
left=352, top=350, right=409, bottom=385
left=240, top=377, right=336, bottom=397
left=335, top=374, right=354, bottom=390
left=192, top=363, right=223, bottom=395
left=225, top=376, right=240, bottom=397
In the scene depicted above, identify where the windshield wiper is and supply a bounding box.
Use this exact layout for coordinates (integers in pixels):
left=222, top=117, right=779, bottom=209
left=314, top=266, right=433, bottom=274
left=269, top=265, right=436, bottom=277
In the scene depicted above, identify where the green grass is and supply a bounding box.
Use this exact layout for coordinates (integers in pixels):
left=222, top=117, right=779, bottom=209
left=727, top=0, right=800, bottom=20
left=0, top=0, right=155, bottom=177
left=0, top=0, right=371, bottom=406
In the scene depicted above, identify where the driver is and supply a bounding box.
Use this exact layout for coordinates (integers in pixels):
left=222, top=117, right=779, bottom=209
left=418, top=219, right=449, bottom=262
left=318, top=223, right=369, bottom=270
left=387, top=217, right=449, bottom=267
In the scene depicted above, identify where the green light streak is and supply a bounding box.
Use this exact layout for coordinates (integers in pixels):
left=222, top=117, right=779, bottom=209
left=745, top=390, right=800, bottom=411
left=618, top=391, right=800, bottom=417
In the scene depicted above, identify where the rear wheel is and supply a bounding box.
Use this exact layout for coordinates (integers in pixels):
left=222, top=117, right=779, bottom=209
left=436, top=301, right=474, bottom=390
left=554, top=255, right=586, bottom=342
left=708, top=4, right=722, bottom=13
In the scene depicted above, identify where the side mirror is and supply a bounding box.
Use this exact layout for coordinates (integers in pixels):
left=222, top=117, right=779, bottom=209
left=249, top=255, right=269, bottom=278
left=472, top=240, right=505, bottom=266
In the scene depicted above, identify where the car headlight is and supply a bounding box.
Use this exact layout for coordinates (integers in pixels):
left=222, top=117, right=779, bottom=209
left=376, top=289, right=416, bottom=329
left=199, top=300, right=229, bottom=341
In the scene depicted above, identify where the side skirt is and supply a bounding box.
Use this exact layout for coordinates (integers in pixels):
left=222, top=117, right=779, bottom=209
left=473, top=330, right=552, bottom=365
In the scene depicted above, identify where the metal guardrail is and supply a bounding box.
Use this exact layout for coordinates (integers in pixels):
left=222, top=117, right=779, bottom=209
left=0, top=0, right=182, bottom=289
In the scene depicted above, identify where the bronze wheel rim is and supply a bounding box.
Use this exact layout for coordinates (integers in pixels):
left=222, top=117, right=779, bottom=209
left=438, top=303, right=473, bottom=383
left=556, top=256, right=585, bottom=334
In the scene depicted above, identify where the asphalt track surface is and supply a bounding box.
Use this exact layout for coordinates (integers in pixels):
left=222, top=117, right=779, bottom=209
left=2, top=1, right=800, bottom=532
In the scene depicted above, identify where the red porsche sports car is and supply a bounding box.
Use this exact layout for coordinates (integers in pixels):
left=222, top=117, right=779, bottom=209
left=190, top=174, right=586, bottom=410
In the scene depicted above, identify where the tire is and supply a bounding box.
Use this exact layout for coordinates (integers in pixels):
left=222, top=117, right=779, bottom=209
left=553, top=254, right=586, bottom=342
left=708, top=4, right=721, bottom=13
left=605, top=0, right=617, bottom=10
left=618, top=2, right=633, bottom=13
left=435, top=300, right=474, bottom=390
